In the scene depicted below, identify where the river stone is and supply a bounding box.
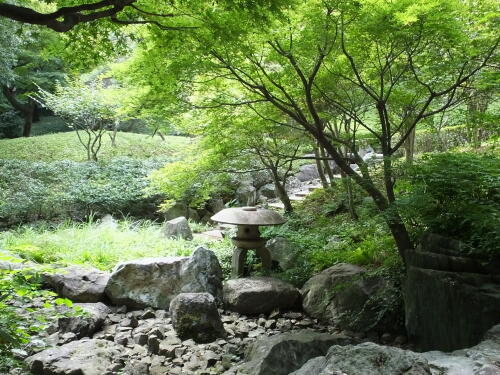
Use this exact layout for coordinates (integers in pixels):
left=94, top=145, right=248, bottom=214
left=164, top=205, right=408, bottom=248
left=258, top=184, right=277, bottom=199
left=164, top=202, right=189, bottom=221
left=422, top=323, right=500, bottom=375
left=163, top=216, right=193, bottom=240
left=170, top=292, right=225, bottom=343
left=58, top=302, right=109, bottom=339
left=26, top=338, right=121, bottom=375
left=295, top=164, right=319, bottom=182
left=291, top=342, right=431, bottom=375
left=43, top=266, right=110, bottom=303
left=223, top=277, right=300, bottom=314
left=105, top=246, right=223, bottom=309
left=228, top=330, right=353, bottom=375
left=301, top=263, right=392, bottom=332
left=236, top=183, right=257, bottom=206
left=266, top=237, right=297, bottom=270
left=405, top=233, right=500, bottom=351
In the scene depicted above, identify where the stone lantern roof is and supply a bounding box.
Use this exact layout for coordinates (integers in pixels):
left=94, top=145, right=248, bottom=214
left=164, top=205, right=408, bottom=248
left=211, top=206, right=285, bottom=226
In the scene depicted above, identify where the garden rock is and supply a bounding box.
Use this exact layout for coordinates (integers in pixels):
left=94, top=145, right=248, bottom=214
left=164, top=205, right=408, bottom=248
left=228, top=330, right=353, bottom=375
left=170, top=292, right=226, bottom=343
left=43, top=266, right=110, bottom=303
left=163, top=216, right=193, bottom=240
left=236, top=183, right=257, bottom=206
left=105, top=246, right=223, bottom=309
left=301, top=263, right=393, bottom=332
left=26, top=338, right=121, bottom=375
left=422, top=323, right=500, bottom=375
left=258, top=184, right=277, bottom=199
left=266, top=237, right=297, bottom=270
left=164, top=202, right=189, bottom=221
left=223, top=277, right=300, bottom=314
left=291, top=342, right=431, bottom=375
left=58, top=302, right=109, bottom=339
left=405, top=233, right=500, bottom=351
left=295, top=164, right=319, bottom=182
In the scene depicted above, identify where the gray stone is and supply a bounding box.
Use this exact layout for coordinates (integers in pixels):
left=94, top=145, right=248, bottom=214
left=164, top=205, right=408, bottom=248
left=207, top=198, right=225, bottom=214
left=105, top=246, right=223, bottom=309
left=296, top=164, right=319, bottom=182
left=58, top=302, right=109, bottom=339
left=236, top=183, right=257, bottom=206
left=163, top=216, right=193, bottom=240
left=405, top=233, right=500, bottom=351
left=43, top=266, right=110, bottom=303
left=170, top=293, right=225, bottom=343
left=164, top=202, right=189, bottom=221
left=292, top=342, right=431, bottom=375
left=266, top=237, right=297, bottom=270
left=98, top=214, right=118, bottom=230
left=301, top=263, right=394, bottom=332
left=258, top=184, right=277, bottom=199
left=26, top=338, right=121, bottom=375
left=223, top=277, right=300, bottom=315
left=229, top=330, right=353, bottom=375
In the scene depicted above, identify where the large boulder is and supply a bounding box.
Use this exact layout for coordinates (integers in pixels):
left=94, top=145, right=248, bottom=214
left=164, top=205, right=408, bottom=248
left=58, top=302, right=109, bottom=339
left=164, top=202, right=189, bottom=221
left=163, top=216, right=193, bottom=240
left=405, top=233, right=500, bottom=351
left=422, top=323, right=500, bottom=374
left=258, top=184, right=277, bottom=199
left=223, top=277, right=300, bottom=315
left=290, top=342, right=431, bottom=375
left=295, top=164, right=319, bottom=182
left=266, top=237, right=297, bottom=270
left=227, top=330, right=353, bottom=375
left=105, top=246, right=223, bottom=309
left=26, top=338, right=121, bottom=375
left=301, top=263, right=395, bottom=332
left=43, top=266, right=110, bottom=303
left=236, top=183, right=257, bottom=206
left=170, top=292, right=225, bottom=343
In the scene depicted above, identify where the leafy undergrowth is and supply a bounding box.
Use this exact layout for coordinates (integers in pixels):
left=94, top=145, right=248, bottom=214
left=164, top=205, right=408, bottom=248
left=263, top=187, right=401, bottom=287
left=0, top=131, right=191, bottom=162
left=0, top=218, right=234, bottom=276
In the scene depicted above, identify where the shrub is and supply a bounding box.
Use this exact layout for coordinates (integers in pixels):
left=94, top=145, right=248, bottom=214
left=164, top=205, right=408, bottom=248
left=397, top=152, right=500, bottom=256
left=0, top=157, right=167, bottom=226
left=0, top=110, right=22, bottom=139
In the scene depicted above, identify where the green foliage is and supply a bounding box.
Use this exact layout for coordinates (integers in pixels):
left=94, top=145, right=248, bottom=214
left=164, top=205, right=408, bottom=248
left=149, top=145, right=237, bottom=209
left=36, top=78, right=124, bottom=161
left=398, top=152, right=500, bottom=255
left=263, top=187, right=400, bottom=287
left=0, top=131, right=189, bottom=162
left=0, top=218, right=235, bottom=275
left=0, top=110, right=23, bottom=139
left=0, top=157, right=168, bottom=226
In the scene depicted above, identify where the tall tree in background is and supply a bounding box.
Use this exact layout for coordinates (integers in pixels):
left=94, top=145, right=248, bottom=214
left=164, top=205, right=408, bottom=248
left=0, top=19, right=65, bottom=136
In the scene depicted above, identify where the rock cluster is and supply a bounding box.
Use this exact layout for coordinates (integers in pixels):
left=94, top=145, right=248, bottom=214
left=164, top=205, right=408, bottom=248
left=23, top=306, right=332, bottom=375
left=105, top=246, right=223, bottom=309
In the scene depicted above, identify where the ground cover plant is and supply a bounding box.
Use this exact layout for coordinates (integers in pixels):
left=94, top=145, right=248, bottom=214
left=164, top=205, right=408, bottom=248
left=0, top=218, right=234, bottom=276
left=0, top=131, right=190, bottom=162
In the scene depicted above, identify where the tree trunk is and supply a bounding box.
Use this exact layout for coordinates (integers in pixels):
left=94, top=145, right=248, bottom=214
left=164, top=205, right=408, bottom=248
left=314, top=130, right=414, bottom=260
left=404, top=127, right=416, bottom=163
left=22, top=109, right=33, bottom=137
left=2, top=86, right=35, bottom=137
left=275, top=181, right=293, bottom=213
left=314, top=147, right=329, bottom=188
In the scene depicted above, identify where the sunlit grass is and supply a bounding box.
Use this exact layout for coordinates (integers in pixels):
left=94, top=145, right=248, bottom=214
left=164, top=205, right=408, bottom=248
left=0, top=131, right=191, bottom=162
left=0, top=218, right=234, bottom=274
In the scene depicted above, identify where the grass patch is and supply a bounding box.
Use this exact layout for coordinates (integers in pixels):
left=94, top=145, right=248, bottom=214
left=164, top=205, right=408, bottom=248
left=0, top=131, right=191, bottom=162
left=0, top=218, right=234, bottom=275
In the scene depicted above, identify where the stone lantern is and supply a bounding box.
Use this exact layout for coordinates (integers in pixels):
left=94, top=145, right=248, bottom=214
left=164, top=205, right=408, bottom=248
left=211, top=206, right=286, bottom=278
